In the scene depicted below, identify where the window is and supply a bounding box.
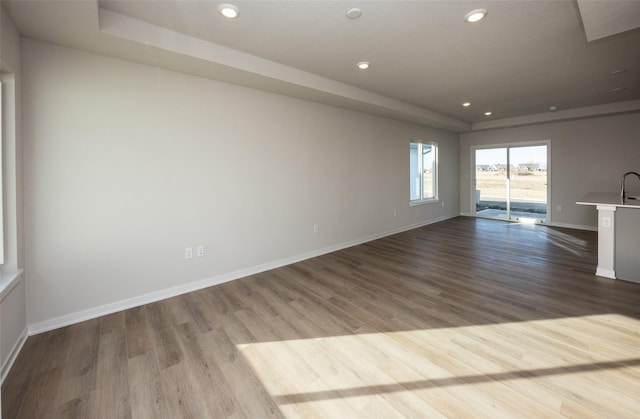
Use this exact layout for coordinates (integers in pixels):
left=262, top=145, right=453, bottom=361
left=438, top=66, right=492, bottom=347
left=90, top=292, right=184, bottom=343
left=473, top=142, right=549, bottom=223
left=409, top=140, right=437, bottom=204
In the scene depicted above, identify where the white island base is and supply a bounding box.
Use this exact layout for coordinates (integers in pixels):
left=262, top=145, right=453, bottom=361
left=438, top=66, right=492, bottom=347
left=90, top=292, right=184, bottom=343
left=577, top=192, right=640, bottom=282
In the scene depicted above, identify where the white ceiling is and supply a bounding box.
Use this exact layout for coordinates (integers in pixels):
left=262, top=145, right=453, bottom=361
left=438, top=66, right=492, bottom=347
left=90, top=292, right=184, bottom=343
left=3, top=0, right=640, bottom=132
left=577, top=0, right=640, bottom=41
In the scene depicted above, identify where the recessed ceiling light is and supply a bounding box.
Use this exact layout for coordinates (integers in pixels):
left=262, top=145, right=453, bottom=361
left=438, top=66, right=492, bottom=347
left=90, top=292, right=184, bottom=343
left=462, top=102, right=471, bottom=107
left=346, top=8, right=362, bottom=19
left=484, top=111, right=492, bottom=116
left=612, top=87, right=626, bottom=92
left=611, top=69, right=627, bottom=75
left=219, top=4, right=239, bottom=19
left=357, top=61, right=370, bottom=70
left=465, top=9, right=487, bottom=23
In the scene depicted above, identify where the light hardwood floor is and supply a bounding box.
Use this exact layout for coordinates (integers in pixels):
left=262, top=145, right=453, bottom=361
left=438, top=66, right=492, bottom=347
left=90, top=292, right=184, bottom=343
left=3, top=217, right=640, bottom=418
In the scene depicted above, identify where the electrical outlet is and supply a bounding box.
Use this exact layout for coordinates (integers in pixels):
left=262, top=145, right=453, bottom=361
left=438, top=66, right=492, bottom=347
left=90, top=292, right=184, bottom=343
left=197, top=245, right=205, bottom=257
left=185, top=247, right=193, bottom=259
left=602, top=217, right=611, bottom=228
left=313, top=224, right=319, bottom=234
left=441, top=201, right=445, bottom=207
left=557, top=205, right=562, bottom=212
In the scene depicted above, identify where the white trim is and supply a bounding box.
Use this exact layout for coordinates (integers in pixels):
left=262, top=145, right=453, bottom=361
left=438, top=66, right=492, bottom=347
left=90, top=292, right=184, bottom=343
left=546, top=221, right=597, bottom=231
left=596, top=267, right=616, bottom=279
left=409, top=199, right=439, bottom=207
left=1, top=326, right=27, bottom=385
left=0, top=80, right=4, bottom=265
left=545, top=141, right=552, bottom=224
left=29, top=215, right=456, bottom=335
left=470, top=140, right=551, bottom=224
left=409, top=140, right=438, bottom=205
left=460, top=212, right=473, bottom=217
left=0, top=269, right=23, bottom=301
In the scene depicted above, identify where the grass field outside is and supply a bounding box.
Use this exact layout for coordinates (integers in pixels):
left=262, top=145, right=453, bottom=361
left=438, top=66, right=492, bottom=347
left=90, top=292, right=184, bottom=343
left=475, top=170, right=547, bottom=217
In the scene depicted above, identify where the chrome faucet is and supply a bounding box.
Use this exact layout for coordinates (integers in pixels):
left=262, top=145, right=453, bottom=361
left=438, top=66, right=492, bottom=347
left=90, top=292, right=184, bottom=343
left=621, top=171, right=640, bottom=199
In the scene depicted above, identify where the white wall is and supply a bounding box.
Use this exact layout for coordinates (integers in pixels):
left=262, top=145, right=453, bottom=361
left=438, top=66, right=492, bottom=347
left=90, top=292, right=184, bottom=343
left=459, top=113, right=640, bottom=229
left=1, top=4, right=27, bottom=388
left=23, top=39, right=459, bottom=329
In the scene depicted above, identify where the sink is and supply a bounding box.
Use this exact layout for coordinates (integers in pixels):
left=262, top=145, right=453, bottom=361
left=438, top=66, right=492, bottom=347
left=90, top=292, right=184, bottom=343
left=621, top=172, right=640, bottom=200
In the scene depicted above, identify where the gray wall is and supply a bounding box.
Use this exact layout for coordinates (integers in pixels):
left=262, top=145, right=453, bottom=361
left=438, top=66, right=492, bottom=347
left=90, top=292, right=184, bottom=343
left=460, top=113, right=640, bottom=229
left=23, top=39, right=460, bottom=328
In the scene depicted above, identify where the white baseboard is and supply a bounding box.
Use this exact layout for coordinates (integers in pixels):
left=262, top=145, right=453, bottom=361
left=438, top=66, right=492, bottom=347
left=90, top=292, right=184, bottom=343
left=596, top=267, right=616, bottom=279
left=29, top=214, right=457, bottom=335
left=546, top=221, right=597, bottom=231
left=1, top=326, right=28, bottom=385
left=460, top=213, right=596, bottom=232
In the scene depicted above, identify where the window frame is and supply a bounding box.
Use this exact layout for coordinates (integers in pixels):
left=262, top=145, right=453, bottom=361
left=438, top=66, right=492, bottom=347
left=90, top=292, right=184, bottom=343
left=409, top=140, right=438, bottom=206
left=0, top=79, right=4, bottom=264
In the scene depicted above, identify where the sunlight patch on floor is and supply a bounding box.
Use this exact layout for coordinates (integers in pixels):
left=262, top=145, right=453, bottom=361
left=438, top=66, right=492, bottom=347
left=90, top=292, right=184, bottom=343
left=543, top=228, right=591, bottom=257
left=237, top=314, right=640, bottom=417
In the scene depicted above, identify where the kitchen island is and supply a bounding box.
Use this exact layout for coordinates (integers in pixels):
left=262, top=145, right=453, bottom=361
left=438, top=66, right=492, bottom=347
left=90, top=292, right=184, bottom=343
left=577, top=192, right=640, bottom=283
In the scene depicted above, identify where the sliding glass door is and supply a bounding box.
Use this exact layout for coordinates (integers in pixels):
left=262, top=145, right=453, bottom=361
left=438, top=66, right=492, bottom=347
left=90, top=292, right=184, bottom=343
left=474, top=143, right=549, bottom=223
left=474, top=147, right=509, bottom=220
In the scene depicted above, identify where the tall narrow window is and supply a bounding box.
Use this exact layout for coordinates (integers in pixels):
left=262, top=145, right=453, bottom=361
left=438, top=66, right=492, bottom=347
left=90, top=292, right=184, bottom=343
left=409, top=140, right=437, bottom=204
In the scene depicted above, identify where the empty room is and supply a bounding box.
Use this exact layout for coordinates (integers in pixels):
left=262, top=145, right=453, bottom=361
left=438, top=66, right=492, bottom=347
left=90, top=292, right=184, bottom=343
left=2, top=1, right=640, bottom=418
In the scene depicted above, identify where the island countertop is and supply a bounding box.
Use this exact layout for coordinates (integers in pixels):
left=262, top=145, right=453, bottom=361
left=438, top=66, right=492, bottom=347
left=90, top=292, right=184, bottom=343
left=576, top=192, right=640, bottom=209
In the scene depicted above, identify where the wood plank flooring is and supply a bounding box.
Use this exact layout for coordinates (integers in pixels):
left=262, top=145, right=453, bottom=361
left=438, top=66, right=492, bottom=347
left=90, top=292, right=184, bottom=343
left=4, top=217, right=640, bottom=418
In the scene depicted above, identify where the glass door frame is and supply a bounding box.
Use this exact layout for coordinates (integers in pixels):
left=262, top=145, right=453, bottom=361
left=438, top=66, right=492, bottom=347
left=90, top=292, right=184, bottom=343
left=471, top=140, right=551, bottom=224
